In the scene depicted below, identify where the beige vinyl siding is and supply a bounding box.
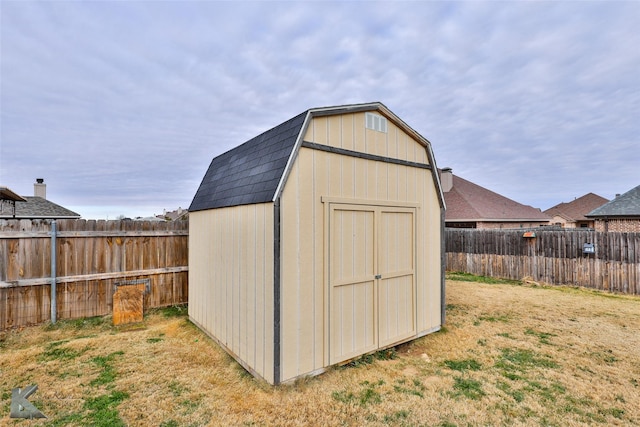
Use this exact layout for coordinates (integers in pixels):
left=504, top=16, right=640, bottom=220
left=188, top=205, right=274, bottom=384
left=279, top=114, right=441, bottom=382
left=306, top=112, right=428, bottom=165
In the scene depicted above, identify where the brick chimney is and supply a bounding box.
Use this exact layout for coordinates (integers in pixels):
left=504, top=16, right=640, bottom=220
left=34, top=178, right=46, bottom=199
left=440, top=168, right=453, bottom=193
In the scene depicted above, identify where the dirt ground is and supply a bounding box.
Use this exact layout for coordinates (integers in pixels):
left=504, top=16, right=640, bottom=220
left=1, top=278, right=639, bottom=426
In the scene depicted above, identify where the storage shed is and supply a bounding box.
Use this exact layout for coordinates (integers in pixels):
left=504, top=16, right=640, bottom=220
left=189, top=102, right=445, bottom=384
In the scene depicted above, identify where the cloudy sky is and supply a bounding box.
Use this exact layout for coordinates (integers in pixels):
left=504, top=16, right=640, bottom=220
left=1, top=1, right=638, bottom=219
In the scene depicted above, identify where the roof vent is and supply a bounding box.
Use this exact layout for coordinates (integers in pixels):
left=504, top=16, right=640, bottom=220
left=365, top=112, right=387, bottom=133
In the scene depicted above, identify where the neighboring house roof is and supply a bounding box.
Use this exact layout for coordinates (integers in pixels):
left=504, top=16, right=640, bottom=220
left=444, top=174, right=549, bottom=222
left=0, top=186, right=26, bottom=202
left=544, top=193, right=609, bottom=223
left=587, top=185, right=640, bottom=218
left=190, top=102, right=443, bottom=212
left=159, top=208, right=189, bottom=221
left=0, top=196, right=81, bottom=219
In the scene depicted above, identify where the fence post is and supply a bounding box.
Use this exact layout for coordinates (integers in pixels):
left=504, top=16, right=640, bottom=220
left=50, top=220, right=57, bottom=324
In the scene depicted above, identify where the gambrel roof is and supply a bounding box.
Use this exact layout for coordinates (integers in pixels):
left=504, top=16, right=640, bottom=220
left=190, top=112, right=306, bottom=211
left=587, top=185, right=640, bottom=218
left=190, top=102, right=443, bottom=212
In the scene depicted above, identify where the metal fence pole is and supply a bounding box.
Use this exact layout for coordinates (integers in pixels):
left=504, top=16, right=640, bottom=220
left=50, top=220, right=57, bottom=324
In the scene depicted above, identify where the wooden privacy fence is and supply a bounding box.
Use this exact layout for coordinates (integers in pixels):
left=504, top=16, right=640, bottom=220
left=446, top=228, right=640, bottom=295
left=0, top=218, right=188, bottom=330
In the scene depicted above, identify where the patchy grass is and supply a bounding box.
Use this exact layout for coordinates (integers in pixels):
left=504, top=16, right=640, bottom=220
left=446, top=271, right=522, bottom=285
left=443, top=358, right=482, bottom=372
left=1, top=280, right=639, bottom=426
left=450, top=376, right=486, bottom=400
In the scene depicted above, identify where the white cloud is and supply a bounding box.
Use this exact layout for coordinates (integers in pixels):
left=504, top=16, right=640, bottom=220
left=1, top=1, right=638, bottom=218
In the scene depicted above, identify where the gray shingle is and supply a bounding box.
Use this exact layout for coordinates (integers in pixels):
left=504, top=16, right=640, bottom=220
left=587, top=185, right=640, bottom=217
left=0, top=196, right=81, bottom=219
left=189, top=110, right=307, bottom=211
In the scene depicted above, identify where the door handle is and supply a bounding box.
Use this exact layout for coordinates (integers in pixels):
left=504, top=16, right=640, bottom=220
left=375, top=274, right=382, bottom=279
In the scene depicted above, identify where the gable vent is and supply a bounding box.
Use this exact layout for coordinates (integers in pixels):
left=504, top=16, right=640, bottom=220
left=365, top=112, right=387, bottom=133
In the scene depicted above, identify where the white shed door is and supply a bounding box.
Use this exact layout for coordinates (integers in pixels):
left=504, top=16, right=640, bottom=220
left=329, top=203, right=416, bottom=364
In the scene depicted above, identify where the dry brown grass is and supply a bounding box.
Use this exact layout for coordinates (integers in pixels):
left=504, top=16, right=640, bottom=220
left=1, top=279, right=639, bottom=426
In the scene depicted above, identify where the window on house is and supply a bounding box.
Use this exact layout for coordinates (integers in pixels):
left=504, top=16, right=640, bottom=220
left=365, top=112, right=387, bottom=133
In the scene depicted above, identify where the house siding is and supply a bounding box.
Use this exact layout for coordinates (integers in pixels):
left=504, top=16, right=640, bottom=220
left=278, top=113, right=441, bottom=383
left=188, top=205, right=275, bottom=384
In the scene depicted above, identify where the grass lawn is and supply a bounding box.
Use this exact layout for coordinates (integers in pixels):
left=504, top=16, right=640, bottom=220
left=1, top=277, right=639, bottom=426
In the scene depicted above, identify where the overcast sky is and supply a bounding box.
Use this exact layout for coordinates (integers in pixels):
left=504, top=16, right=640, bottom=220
left=1, top=1, right=638, bottom=219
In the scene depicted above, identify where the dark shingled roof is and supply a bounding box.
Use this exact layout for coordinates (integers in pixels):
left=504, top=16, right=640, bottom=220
left=0, top=196, right=81, bottom=219
left=189, top=111, right=307, bottom=211
left=190, top=102, right=445, bottom=212
left=587, top=185, right=640, bottom=217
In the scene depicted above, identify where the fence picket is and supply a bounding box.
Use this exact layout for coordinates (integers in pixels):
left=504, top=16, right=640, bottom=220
left=0, top=218, right=188, bottom=330
left=446, top=228, right=640, bottom=295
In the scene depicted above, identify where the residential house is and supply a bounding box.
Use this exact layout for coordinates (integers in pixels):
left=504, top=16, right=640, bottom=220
left=586, top=185, right=640, bottom=232
left=440, top=168, right=550, bottom=229
left=0, top=179, right=81, bottom=220
left=544, top=193, right=608, bottom=229
left=158, top=207, right=188, bottom=221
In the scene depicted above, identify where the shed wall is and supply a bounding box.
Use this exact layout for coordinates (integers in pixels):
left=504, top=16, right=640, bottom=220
left=279, top=113, right=441, bottom=382
left=188, top=205, right=274, bottom=383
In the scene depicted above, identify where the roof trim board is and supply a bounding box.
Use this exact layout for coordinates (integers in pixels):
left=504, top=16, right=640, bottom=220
left=271, top=110, right=311, bottom=205
left=0, top=187, right=27, bottom=202
left=300, top=141, right=432, bottom=170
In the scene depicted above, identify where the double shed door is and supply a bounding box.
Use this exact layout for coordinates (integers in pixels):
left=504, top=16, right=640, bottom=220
left=328, top=202, right=416, bottom=364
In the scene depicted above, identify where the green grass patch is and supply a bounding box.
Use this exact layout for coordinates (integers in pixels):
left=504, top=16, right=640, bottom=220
left=331, top=380, right=385, bottom=407
left=48, top=390, right=129, bottom=427
left=157, top=305, right=188, bottom=318
left=359, top=383, right=382, bottom=406
left=43, top=316, right=111, bottom=332
left=168, top=380, right=188, bottom=397
left=446, top=272, right=521, bottom=285
left=450, top=377, right=485, bottom=400
left=90, top=351, right=124, bottom=387
left=146, top=337, right=164, bottom=343
left=496, top=348, right=559, bottom=372
left=478, top=313, right=511, bottom=323
left=383, top=409, right=410, bottom=424
left=444, top=358, right=482, bottom=372
left=525, top=328, right=557, bottom=345
left=599, top=407, right=624, bottom=419
left=39, top=340, right=89, bottom=362
left=342, top=347, right=397, bottom=368
left=83, top=390, right=129, bottom=427
left=495, top=381, right=525, bottom=402
left=393, top=378, right=425, bottom=398
left=535, top=381, right=566, bottom=402
left=331, top=390, right=355, bottom=404
left=496, top=332, right=516, bottom=339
